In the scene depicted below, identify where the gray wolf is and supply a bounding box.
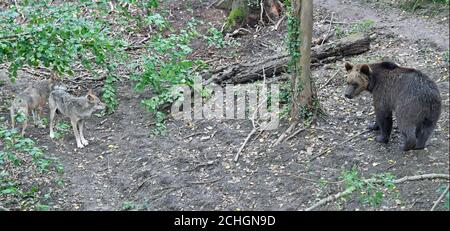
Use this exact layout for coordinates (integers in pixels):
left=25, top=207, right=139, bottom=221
left=10, top=79, right=53, bottom=135
left=49, top=88, right=106, bottom=148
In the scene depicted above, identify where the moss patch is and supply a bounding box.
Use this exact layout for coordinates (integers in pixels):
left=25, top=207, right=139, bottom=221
left=226, top=7, right=245, bottom=29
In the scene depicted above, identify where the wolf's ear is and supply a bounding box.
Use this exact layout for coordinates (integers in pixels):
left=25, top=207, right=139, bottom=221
left=87, top=94, right=95, bottom=102
left=360, top=64, right=371, bottom=76
left=345, top=62, right=353, bottom=72
left=87, top=89, right=95, bottom=101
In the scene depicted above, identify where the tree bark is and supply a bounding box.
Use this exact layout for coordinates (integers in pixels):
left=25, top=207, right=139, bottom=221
left=204, top=33, right=370, bottom=84
left=214, top=0, right=282, bottom=31
left=290, top=0, right=302, bottom=121
left=297, top=0, right=313, bottom=109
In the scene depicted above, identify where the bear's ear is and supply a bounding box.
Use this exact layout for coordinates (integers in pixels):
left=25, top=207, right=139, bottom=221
left=344, top=62, right=353, bottom=72
left=360, top=64, right=371, bottom=76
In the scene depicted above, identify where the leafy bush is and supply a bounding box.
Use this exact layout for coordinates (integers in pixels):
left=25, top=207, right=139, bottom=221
left=341, top=167, right=396, bottom=207
left=131, top=17, right=207, bottom=132
left=0, top=126, right=63, bottom=210
left=0, top=0, right=128, bottom=112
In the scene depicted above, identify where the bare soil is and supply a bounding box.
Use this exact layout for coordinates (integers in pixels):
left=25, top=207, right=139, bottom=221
left=0, top=0, right=448, bottom=210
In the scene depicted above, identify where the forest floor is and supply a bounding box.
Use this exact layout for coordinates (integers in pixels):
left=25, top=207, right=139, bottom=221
left=0, top=0, right=448, bottom=211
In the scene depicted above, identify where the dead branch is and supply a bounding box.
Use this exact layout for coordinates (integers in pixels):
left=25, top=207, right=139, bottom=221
left=182, top=160, right=216, bottom=172
left=324, top=20, right=348, bottom=24
left=225, top=27, right=252, bottom=39
left=234, top=68, right=268, bottom=162
left=431, top=185, right=449, bottom=211
left=272, top=122, right=297, bottom=147
left=321, top=12, right=334, bottom=46
left=318, top=70, right=340, bottom=91
left=272, top=14, right=286, bottom=31
left=187, top=176, right=225, bottom=185
left=285, top=173, right=342, bottom=184
left=183, top=132, right=208, bottom=139
left=285, top=127, right=307, bottom=141
left=309, top=130, right=370, bottom=161
left=205, top=33, right=370, bottom=84
left=260, top=0, right=265, bottom=25
left=234, top=128, right=257, bottom=162
left=306, top=173, right=450, bottom=211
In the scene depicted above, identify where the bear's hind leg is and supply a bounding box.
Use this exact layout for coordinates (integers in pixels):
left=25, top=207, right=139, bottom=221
left=375, top=110, right=392, bottom=143
left=401, top=127, right=416, bottom=151
left=415, top=122, right=435, bottom=150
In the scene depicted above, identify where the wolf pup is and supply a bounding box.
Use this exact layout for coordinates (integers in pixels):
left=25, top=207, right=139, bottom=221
left=344, top=61, right=441, bottom=151
left=10, top=79, right=53, bottom=136
left=49, top=88, right=106, bottom=148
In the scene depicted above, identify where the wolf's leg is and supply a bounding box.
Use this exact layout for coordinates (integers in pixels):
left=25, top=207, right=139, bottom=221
left=20, top=108, right=29, bottom=136
left=10, top=107, right=15, bottom=128
left=21, top=115, right=28, bottom=136
left=78, top=120, right=89, bottom=146
left=71, top=119, right=84, bottom=148
left=31, top=109, right=37, bottom=125
left=37, top=102, right=44, bottom=126
left=21, top=120, right=27, bottom=136
left=49, top=96, right=57, bottom=138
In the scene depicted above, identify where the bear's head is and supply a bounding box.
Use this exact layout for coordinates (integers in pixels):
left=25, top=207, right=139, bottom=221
left=344, top=62, right=372, bottom=99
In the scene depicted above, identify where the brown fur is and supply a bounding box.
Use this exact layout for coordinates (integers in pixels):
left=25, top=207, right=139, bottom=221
left=344, top=61, right=441, bottom=151
left=10, top=79, right=53, bottom=136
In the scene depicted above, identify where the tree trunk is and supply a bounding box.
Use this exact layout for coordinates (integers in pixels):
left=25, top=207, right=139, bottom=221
left=297, top=0, right=313, bottom=109
left=289, top=0, right=301, bottom=121
left=214, top=0, right=282, bottom=31
left=203, top=33, right=370, bottom=84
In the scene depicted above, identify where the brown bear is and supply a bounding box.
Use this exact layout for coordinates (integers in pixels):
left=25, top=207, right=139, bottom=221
left=344, top=61, right=441, bottom=151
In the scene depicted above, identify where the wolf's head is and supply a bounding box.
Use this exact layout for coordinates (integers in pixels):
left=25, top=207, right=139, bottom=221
left=87, top=89, right=106, bottom=111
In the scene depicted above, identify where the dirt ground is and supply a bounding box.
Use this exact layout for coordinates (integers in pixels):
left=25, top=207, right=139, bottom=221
left=0, top=0, right=448, bottom=211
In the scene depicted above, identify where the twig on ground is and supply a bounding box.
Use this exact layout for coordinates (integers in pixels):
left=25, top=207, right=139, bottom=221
left=285, top=127, right=306, bottom=141
left=225, top=28, right=252, bottom=39
left=324, top=20, right=348, bottom=24
left=321, top=12, right=334, bottom=46
left=182, top=161, right=216, bottom=172
left=234, top=128, right=257, bottom=162
left=319, top=70, right=340, bottom=91
left=208, top=0, right=225, bottom=9
left=264, top=5, right=276, bottom=25
left=187, top=176, right=225, bottom=185
left=431, top=184, right=449, bottom=211
left=309, top=130, right=370, bottom=161
left=272, top=122, right=297, bottom=147
left=285, top=173, right=342, bottom=184
left=124, top=36, right=151, bottom=51
left=272, top=15, right=286, bottom=31
left=183, top=132, right=208, bottom=139
left=306, top=173, right=450, bottom=211
left=234, top=68, right=268, bottom=162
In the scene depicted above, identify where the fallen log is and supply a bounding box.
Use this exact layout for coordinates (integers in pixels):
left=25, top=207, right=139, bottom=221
left=204, top=33, right=370, bottom=84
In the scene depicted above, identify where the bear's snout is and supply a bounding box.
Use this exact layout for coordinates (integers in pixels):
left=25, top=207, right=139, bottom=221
left=345, top=93, right=353, bottom=99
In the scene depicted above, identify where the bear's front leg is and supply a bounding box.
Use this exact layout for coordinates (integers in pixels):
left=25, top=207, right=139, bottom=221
left=375, top=110, right=392, bottom=143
